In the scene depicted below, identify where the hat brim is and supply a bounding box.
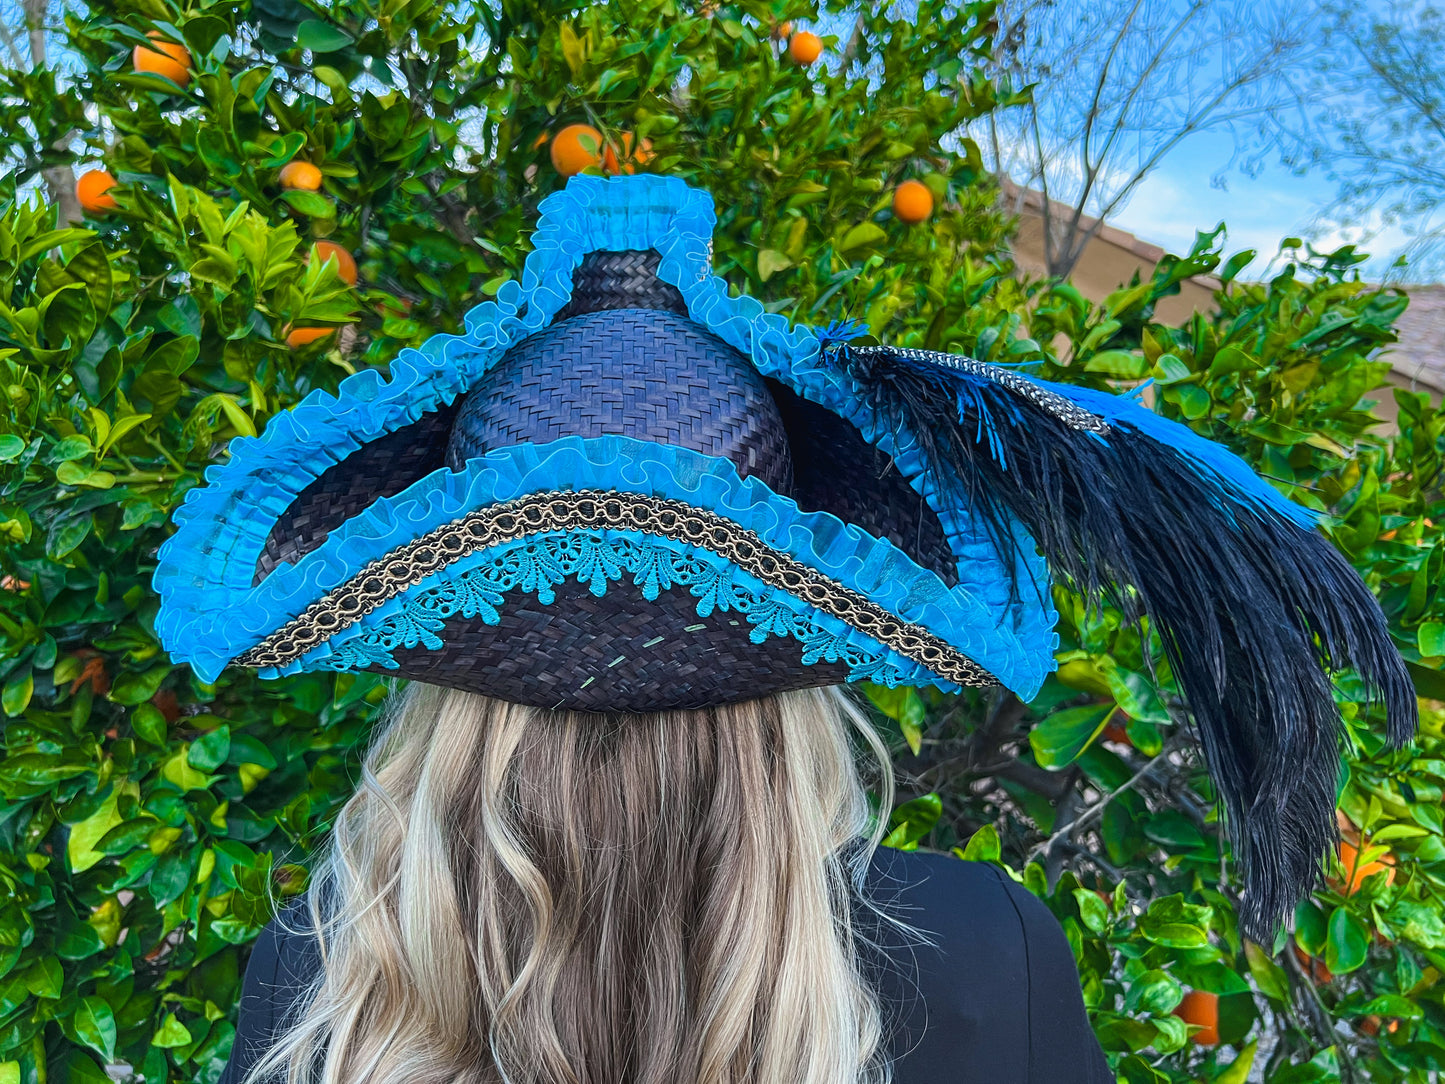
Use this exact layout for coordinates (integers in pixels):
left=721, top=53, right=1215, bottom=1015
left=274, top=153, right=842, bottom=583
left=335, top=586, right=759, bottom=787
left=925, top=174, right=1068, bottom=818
left=155, top=175, right=1057, bottom=699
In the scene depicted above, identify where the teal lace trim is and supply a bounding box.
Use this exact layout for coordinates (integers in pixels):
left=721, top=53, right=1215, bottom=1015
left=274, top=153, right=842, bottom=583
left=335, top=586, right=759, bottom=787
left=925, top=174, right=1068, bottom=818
left=322, top=530, right=908, bottom=686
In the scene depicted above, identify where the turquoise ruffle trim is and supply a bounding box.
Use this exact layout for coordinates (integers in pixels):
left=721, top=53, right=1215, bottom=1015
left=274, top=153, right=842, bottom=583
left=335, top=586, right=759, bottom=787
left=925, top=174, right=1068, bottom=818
left=168, top=435, right=1052, bottom=694
left=153, top=174, right=1058, bottom=694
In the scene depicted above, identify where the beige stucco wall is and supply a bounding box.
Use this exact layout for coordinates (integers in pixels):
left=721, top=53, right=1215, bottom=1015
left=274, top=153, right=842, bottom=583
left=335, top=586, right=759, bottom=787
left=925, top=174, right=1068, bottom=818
left=1008, top=196, right=1420, bottom=434
left=1009, top=208, right=1218, bottom=325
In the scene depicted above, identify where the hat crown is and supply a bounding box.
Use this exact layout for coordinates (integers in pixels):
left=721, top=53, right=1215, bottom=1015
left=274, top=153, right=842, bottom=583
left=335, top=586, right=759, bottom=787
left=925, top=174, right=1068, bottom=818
left=553, top=249, right=687, bottom=321
left=444, top=307, right=794, bottom=495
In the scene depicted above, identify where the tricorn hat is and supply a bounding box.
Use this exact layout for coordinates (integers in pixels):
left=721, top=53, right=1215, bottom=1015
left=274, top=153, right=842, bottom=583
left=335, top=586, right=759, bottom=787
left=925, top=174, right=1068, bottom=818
left=155, top=174, right=1414, bottom=937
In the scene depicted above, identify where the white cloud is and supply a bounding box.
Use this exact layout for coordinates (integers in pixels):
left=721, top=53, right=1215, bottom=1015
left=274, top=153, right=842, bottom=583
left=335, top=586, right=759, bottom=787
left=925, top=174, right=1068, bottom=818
left=1104, top=135, right=1417, bottom=281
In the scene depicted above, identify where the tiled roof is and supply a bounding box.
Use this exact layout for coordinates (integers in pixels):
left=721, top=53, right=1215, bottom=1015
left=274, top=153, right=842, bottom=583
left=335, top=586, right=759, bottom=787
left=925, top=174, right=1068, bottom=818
left=1384, top=284, right=1445, bottom=396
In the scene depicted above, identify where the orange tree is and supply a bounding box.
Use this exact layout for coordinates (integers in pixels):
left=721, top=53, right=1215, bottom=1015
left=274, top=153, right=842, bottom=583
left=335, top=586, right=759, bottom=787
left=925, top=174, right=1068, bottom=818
left=0, top=0, right=1443, bottom=1081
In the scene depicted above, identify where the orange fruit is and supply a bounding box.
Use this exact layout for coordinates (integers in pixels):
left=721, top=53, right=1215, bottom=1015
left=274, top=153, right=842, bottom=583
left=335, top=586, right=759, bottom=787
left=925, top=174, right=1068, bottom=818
left=551, top=124, right=603, bottom=177
left=1334, top=840, right=1395, bottom=895
left=788, top=30, right=822, bottom=64
left=1359, top=1015, right=1400, bottom=1037
left=77, top=169, right=119, bottom=215
left=602, top=132, right=654, bottom=175
left=285, top=326, right=337, bottom=349
left=893, top=179, right=934, bottom=225
left=133, top=31, right=191, bottom=87
left=310, top=240, right=357, bottom=286
left=1173, top=990, right=1219, bottom=1046
left=279, top=161, right=323, bottom=192
left=771, top=19, right=794, bottom=40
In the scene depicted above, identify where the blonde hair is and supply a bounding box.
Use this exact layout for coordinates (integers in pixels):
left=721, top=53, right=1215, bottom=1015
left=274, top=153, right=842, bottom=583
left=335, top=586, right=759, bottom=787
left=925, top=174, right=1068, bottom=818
left=251, top=682, right=897, bottom=1084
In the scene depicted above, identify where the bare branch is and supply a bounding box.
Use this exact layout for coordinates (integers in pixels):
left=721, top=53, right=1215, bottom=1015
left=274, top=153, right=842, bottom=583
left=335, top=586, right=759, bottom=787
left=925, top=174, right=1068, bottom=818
left=979, top=0, right=1313, bottom=277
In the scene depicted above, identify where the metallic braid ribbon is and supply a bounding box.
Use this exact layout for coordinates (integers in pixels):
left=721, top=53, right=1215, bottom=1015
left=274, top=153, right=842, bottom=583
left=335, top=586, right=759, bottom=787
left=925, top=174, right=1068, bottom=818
left=836, top=344, right=1110, bottom=434
left=236, top=490, right=995, bottom=689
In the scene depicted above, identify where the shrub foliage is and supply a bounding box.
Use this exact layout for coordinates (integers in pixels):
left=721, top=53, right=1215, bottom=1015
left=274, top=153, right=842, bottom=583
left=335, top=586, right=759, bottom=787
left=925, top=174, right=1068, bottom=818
left=0, top=0, right=1442, bottom=1081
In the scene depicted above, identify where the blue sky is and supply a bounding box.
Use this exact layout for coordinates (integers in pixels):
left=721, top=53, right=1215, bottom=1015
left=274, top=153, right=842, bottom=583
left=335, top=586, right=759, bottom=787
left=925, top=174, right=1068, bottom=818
left=1101, top=118, right=1412, bottom=285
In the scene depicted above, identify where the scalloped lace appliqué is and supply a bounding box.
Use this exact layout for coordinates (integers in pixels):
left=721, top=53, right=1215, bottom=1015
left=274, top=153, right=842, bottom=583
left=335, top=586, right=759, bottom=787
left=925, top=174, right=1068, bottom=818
left=323, top=530, right=908, bottom=687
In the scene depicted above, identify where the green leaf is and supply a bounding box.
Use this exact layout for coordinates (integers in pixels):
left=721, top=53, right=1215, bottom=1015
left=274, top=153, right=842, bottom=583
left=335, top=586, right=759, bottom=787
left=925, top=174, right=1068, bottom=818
left=0, top=751, right=89, bottom=789
left=559, top=22, right=586, bottom=77
left=1149, top=1012, right=1188, bottom=1055
left=280, top=189, right=336, bottom=218
left=1325, top=906, right=1369, bottom=974
left=52, top=435, right=92, bottom=461
left=1073, top=888, right=1109, bottom=933
left=863, top=683, right=926, bottom=754
left=1419, top=621, right=1445, bottom=658
left=883, top=793, right=941, bottom=850
left=1168, top=383, right=1212, bottom=419
left=161, top=748, right=216, bottom=792
left=1029, top=704, right=1110, bottom=768
left=1123, top=969, right=1182, bottom=1014
left=294, top=18, right=354, bottom=51
left=1, top=671, right=32, bottom=717
left=73, top=995, right=117, bottom=1061
left=215, top=394, right=258, bottom=438
left=152, top=1012, right=192, bottom=1048
left=1102, top=664, right=1170, bottom=726
left=757, top=249, right=793, bottom=282
left=67, top=787, right=125, bottom=873
left=188, top=725, right=231, bottom=771
left=55, top=461, right=115, bottom=488
left=1151, top=354, right=1191, bottom=383
left=958, top=824, right=1000, bottom=862
left=59, top=1054, right=111, bottom=1084
left=1212, top=344, right=1259, bottom=373
left=21, top=957, right=62, bottom=998
left=1138, top=896, right=1211, bottom=948
left=132, top=703, right=168, bottom=746
left=0, top=435, right=24, bottom=461
left=149, top=851, right=192, bottom=906
left=1082, top=349, right=1148, bottom=378
left=1357, top=993, right=1424, bottom=1019
left=109, top=667, right=170, bottom=705
left=1215, top=1040, right=1258, bottom=1084
left=1243, top=941, right=1290, bottom=1002
left=47, top=514, right=91, bottom=557
left=839, top=222, right=887, bottom=251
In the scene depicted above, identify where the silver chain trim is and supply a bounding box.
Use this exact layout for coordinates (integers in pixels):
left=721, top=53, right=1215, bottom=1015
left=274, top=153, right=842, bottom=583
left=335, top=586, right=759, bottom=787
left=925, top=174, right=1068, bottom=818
left=235, top=490, right=994, bottom=688
left=842, top=345, right=1109, bottom=434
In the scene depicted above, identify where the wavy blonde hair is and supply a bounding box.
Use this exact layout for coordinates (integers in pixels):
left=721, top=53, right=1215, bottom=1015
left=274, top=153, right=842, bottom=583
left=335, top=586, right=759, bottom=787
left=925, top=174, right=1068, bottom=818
left=250, top=682, right=896, bottom=1084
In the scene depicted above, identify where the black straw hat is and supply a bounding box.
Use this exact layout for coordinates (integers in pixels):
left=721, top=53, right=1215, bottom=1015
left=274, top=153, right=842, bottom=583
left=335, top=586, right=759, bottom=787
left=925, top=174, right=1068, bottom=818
left=155, top=174, right=1415, bottom=938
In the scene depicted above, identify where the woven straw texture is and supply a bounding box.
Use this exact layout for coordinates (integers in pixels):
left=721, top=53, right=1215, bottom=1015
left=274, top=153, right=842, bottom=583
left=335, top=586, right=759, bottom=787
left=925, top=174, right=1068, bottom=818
left=445, top=308, right=794, bottom=495
left=377, top=577, right=852, bottom=711
left=254, top=403, right=459, bottom=585
left=251, top=251, right=963, bottom=708
left=554, top=249, right=688, bottom=321
left=770, top=382, right=959, bottom=585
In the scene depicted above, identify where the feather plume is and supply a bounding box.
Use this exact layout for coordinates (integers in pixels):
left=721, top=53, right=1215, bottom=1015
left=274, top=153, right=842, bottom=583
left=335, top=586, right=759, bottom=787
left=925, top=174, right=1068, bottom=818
left=824, top=338, right=1416, bottom=940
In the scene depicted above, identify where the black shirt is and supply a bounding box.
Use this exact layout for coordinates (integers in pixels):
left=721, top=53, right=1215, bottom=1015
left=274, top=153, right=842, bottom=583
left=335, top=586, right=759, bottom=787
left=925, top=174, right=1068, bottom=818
left=221, top=848, right=1112, bottom=1083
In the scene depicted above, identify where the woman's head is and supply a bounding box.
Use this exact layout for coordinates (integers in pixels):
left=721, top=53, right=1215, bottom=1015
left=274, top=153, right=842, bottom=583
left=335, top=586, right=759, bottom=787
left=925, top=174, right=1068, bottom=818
left=254, top=683, right=895, bottom=1084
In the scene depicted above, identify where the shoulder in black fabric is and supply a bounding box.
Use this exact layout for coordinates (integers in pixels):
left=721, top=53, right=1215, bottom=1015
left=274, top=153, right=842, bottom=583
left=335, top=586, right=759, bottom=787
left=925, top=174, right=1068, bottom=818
left=822, top=337, right=1417, bottom=941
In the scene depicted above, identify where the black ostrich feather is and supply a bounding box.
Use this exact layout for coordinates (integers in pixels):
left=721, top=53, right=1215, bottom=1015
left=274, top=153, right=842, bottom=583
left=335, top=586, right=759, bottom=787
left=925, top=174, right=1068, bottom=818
left=823, top=337, right=1416, bottom=941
